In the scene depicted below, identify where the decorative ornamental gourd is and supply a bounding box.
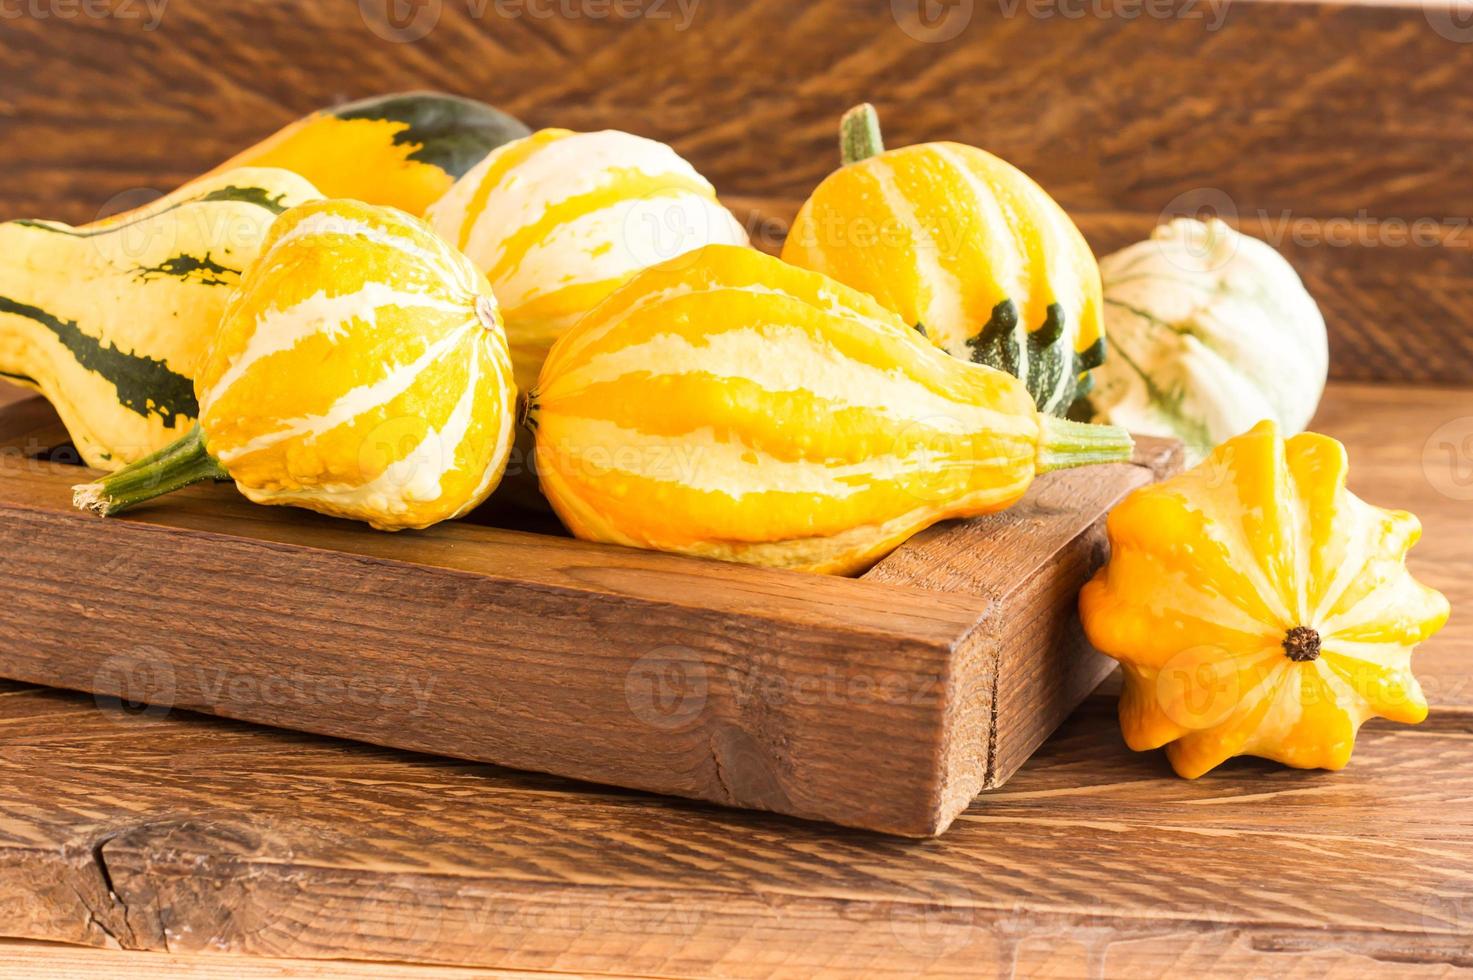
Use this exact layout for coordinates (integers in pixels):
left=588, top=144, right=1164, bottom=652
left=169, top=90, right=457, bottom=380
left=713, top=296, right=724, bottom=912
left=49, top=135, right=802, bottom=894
left=781, top=104, right=1105, bottom=417
left=73, top=199, right=517, bottom=531
left=0, top=167, right=323, bottom=470
left=1086, top=218, right=1328, bottom=465
left=1080, top=421, right=1449, bottom=778
left=528, top=245, right=1134, bottom=575
left=90, top=92, right=530, bottom=227
left=427, top=127, right=750, bottom=391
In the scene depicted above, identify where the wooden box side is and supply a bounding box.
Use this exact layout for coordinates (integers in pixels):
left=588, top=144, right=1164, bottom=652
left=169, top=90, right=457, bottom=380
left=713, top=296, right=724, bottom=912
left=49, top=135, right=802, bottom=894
left=0, top=397, right=983, bottom=836
left=0, top=396, right=1174, bottom=836
left=865, top=437, right=1182, bottom=822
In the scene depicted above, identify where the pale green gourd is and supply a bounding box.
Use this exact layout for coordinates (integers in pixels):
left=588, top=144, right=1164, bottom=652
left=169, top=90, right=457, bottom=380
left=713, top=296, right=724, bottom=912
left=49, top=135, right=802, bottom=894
left=1085, top=218, right=1327, bottom=464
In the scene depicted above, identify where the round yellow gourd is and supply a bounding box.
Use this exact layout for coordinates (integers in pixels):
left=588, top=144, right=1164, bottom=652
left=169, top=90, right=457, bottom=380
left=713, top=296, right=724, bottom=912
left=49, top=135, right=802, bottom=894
left=1080, top=420, right=1450, bottom=777
left=781, top=104, right=1104, bottom=417
left=75, top=199, right=517, bottom=531
left=426, top=127, right=750, bottom=390
left=529, top=245, right=1133, bottom=575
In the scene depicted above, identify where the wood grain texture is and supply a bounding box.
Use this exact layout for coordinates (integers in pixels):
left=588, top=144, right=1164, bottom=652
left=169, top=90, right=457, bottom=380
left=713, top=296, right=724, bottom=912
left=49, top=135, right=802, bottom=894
left=2, top=0, right=1468, bottom=219
left=1, top=1, right=1469, bottom=385
left=0, top=380, right=1466, bottom=978
left=0, top=390, right=1170, bottom=837
left=0, top=940, right=585, bottom=979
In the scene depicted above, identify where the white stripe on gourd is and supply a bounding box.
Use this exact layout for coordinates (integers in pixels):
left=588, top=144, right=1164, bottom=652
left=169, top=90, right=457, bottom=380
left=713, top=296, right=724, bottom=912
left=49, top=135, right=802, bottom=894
left=74, top=199, right=516, bottom=532
left=199, top=284, right=470, bottom=418
left=426, top=128, right=749, bottom=389
left=530, top=245, right=1133, bottom=574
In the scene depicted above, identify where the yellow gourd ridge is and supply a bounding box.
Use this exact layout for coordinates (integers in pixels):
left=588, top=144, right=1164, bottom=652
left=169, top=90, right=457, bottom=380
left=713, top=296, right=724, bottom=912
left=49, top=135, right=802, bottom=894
left=1080, top=420, right=1450, bottom=778
left=427, top=127, right=750, bottom=391
left=529, top=244, right=1133, bottom=575
left=89, top=92, right=531, bottom=228
left=782, top=103, right=1105, bottom=418
left=0, top=167, right=323, bottom=470
left=74, top=199, right=517, bottom=532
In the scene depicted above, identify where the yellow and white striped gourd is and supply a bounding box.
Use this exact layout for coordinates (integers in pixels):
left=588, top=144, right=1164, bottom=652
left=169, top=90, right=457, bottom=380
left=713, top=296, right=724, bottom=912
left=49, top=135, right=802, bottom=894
left=782, top=105, right=1105, bottom=417
left=529, top=245, right=1133, bottom=575
left=0, top=167, right=322, bottom=469
left=427, top=128, right=749, bottom=390
left=75, top=199, right=517, bottom=531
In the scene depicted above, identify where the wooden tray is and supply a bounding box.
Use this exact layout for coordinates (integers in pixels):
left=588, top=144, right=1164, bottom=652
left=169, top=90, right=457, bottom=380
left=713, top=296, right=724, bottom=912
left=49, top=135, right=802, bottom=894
left=0, top=394, right=1178, bottom=837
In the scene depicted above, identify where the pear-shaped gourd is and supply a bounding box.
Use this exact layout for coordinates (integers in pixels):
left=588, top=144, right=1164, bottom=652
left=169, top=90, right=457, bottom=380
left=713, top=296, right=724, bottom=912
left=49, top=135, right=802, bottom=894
left=74, top=199, right=517, bottom=531
left=427, top=127, right=750, bottom=391
left=0, top=167, right=322, bottom=469
left=91, top=92, right=530, bottom=227
left=782, top=104, right=1105, bottom=417
left=528, top=245, right=1134, bottom=575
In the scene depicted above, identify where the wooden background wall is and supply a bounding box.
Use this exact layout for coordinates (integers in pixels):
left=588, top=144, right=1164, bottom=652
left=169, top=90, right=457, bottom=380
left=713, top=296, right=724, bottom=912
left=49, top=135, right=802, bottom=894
left=2, top=0, right=1470, bottom=383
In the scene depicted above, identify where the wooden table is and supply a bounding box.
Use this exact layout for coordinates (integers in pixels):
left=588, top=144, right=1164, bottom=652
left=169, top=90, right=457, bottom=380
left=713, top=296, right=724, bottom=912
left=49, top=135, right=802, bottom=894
left=0, top=378, right=1468, bottom=978
left=3, top=2, right=1473, bottom=973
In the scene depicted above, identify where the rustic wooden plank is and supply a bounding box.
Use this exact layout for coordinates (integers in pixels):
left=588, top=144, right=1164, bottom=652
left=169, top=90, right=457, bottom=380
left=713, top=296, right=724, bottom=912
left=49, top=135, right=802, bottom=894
left=0, top=463, right=963, bottom=838
left=0, top=380, right=1466, bottom=976
left=0, top=652, right=1468, bottom=974
left=0, top=940, right=606, bottom=979
left=2, top=0, right=1468, bottom=222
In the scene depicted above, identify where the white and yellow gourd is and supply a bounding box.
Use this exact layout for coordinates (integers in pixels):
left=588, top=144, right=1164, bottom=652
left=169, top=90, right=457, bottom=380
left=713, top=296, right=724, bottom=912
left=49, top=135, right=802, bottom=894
left=74, top=199, right=517, bottom=531
left=1087, top=218, right=1328, bottom=464
left=529, top=245, right=1134, bottom=575
left=427, top=127, right=750, bottom=390
left=0, top=167, right=322, bottom=469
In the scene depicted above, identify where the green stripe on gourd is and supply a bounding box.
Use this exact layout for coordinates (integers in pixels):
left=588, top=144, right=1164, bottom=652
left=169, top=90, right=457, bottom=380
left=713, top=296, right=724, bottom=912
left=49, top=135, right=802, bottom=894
left=334, top=92, right=532, bottom=178
left=0, top=295, right=198, bottom=424
left=0, top=166, right=322, bottom=470
left=965, top=300, right=1105, bottom=416
left=196, top=184, right=296, bottom=213
left=132, top=252, right=239, bottom=286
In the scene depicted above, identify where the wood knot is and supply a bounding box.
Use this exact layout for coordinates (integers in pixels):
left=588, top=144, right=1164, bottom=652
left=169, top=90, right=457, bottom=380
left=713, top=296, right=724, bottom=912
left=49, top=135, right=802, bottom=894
left=1282, top=626, right=1322, bottom=663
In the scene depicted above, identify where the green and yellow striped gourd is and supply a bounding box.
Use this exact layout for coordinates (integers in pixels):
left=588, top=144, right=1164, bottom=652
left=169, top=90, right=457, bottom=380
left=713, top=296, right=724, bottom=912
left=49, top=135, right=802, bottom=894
left=782, top=104, right=1105, bottom=417
left=0, top=167, right=322, bottom=469
left=91, top=92, right=530, bottom=227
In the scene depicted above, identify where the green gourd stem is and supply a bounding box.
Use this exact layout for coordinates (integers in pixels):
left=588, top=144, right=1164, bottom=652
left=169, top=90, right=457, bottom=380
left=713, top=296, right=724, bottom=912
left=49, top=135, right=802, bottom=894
left=1035, top=416, right=1135, bottom=473
left=72, top=423, right=228, bottom=516
left=840, top=103, right=885, bottom=166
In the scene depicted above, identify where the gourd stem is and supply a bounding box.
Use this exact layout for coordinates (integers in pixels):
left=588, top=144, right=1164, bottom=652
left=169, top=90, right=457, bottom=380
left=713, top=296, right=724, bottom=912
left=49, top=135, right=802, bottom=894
left=1035, top=416, right=1135, bottom=473
left=72, top=423, right=228, bottom=516
left=840, top=103, right=885, bottom=166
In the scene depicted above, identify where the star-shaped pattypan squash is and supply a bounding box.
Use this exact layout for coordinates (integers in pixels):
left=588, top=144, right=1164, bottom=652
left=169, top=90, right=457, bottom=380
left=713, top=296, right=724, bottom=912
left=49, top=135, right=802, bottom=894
left=1080, top=420, right=1450, bottom=778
